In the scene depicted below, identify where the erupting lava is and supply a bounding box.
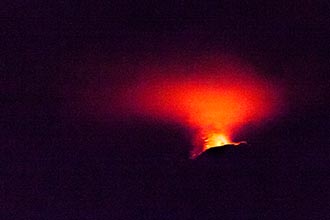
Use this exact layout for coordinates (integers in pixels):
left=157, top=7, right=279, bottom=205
left=86, top=57, right=283, bottom=158
left=201, top=132, right=245, bottom=153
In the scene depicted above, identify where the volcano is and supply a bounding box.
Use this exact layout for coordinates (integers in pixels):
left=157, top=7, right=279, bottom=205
left=196, top=143, right=248, bottom=160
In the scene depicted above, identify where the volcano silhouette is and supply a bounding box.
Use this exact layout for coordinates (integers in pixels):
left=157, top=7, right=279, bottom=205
left=194, top=143, right=255, bottom=170
left=196, top=143, right=248, bottom=160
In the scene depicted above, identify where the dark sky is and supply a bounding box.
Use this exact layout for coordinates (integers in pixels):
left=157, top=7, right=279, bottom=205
left=2, top=1, right=330, bottom=219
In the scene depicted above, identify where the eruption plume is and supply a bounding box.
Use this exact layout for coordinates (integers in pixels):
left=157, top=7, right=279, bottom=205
left=85, top=56, right=284, bottom=158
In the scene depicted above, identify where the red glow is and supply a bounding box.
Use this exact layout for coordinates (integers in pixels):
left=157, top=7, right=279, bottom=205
left=87, top=57, right=284, bottom=158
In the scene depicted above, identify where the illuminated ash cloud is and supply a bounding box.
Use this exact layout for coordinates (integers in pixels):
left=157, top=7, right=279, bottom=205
left=84, top=56, right=285, bottom=158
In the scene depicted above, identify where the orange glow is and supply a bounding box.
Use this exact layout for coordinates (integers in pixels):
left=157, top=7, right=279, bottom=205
left=89, top=57, right=284, bottom=158
left=191, top=132, right=246, bottom=158
left=207, top=133, right=231, bottom=148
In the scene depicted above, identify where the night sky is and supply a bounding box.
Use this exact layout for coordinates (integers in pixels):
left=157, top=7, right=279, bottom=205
left=2, top=1, right=330, bottom=219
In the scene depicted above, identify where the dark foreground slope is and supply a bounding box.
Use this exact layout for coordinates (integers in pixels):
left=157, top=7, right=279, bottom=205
left=4, top=120, right=330, bottom=220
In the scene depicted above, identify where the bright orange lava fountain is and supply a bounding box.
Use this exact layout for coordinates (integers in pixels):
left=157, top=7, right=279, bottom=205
left=91, top=58, right=283, bottom=158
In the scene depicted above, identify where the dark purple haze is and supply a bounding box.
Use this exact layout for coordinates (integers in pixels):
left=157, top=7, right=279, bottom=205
left=2, top=1, right=330, bottom=219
